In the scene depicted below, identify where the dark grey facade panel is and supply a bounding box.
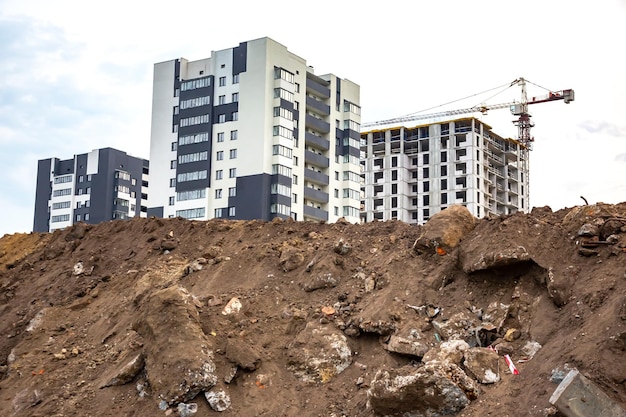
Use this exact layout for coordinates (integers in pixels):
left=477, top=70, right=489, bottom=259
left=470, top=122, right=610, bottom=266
left=303, top=205, right=328, bottom=221
left=179, top=81, right=214, bottom=100
left=336, top=77, right=341, bottom=110
left=179, top=105, right=212, bottom=118
left=232, top=42, right=247, bottom=75
left=271, top=173, right=292, bottom=187
left=212, top=102, right=239, bottom=123
left=55, top=158, right=74, bottom=175
left=229, top=174, right=272, bottom=221
left=305, top=132, right=330, bottom=151
left=174, top=59, right=181, bottom=96
left=280, top=99, right=294, bottom=112
left=306, top=96, right=330, bottom=115
left=270, top=194, right=291, bottom=206
left=347, top=146, right=360, bottom=157
left=344, top=128, right=360, bottom=140
left=147, top=206, right=164, bottom=218
left=33, top=159, right=52, bottom=232
left=305, top=114, right=330, bottom=133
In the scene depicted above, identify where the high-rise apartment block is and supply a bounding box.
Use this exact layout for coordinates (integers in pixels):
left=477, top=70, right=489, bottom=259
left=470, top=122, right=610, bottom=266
left=33, top=148, right=149, bottom=232
left=148, top=37, right=361, bottom=223
left=359, top=117, right=529, bottom=224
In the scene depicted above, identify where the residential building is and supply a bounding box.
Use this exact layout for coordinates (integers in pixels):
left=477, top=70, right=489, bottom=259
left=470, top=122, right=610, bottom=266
left=148, top=37, right=361, bottom=222
left=33, top=148, right=149, bottom=232
left=359, top=117, right=529, bottom=224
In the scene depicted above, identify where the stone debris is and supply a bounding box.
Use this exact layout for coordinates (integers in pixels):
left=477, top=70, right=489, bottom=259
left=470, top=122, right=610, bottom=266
left=73, top=261, right=85, bottom=275
left=205, top=389, right=231, bottom=412
left=302, top=273, right=337, bottom=292
left=460, top=245, right=531, bottom=273
left=221, top=297, right=242, bottom=315
left=413, top=204, right=477, bottom=254
left=176, top=402, right=198, bottom=417
left=463, top=347, right=500, bottom=384
left=368, top=362, right=479, bottom=416
left=225, top=340, right=261, bottom=371
left=334, top=239, right=352, bottom=255
left=432, top=311, right=478, bottom=341
left=504, top=328, right=521, bottom=342
left=422, top=339, right=470, bottom=365
left=99, top=352, right=146, bottom=388
left=384, top=329, right=429, bottom=358
left=287, top=322, right=352, bottom=383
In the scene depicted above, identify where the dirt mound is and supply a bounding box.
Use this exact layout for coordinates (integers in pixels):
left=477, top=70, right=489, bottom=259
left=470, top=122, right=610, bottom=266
left=1, top=204, right=626, bottom=416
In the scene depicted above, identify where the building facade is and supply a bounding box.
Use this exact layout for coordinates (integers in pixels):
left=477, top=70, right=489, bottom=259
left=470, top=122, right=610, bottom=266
left=359, top=117, right=529, bottom=224
left=148, top=37, right=361, bottom=223
left=33, top=148, right=149, bottom=232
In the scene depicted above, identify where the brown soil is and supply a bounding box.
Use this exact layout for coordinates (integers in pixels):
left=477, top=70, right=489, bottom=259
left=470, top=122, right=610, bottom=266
left=1, top=204, right=626, bottom=417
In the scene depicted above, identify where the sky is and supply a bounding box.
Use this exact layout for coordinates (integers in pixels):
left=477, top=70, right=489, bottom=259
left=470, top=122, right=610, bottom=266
left=1, top=0, right=625, bottom=236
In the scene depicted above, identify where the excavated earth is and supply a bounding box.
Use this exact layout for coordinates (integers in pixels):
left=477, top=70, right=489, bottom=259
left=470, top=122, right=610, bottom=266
left=1, top=203, right=626, bottom=417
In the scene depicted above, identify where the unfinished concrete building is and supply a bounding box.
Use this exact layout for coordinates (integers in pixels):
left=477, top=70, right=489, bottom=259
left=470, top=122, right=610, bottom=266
left=359, top=117, right=529, bottom=224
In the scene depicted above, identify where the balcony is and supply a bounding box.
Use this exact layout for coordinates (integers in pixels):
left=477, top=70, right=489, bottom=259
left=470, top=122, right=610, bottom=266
left=305, top=131, right=330, bottom=151
left=304, top=150, right=329, bottom=168
left=304, top=187, right=329, bottom=204
left=306, top=96, right=330, bottom=116
left=304, top=168, right=329, bottom=185
left=304, top=205, right=328, bottom=221
left=306, top=77, right=331, bottom=99
left=305, top=114, right=330, bottom=134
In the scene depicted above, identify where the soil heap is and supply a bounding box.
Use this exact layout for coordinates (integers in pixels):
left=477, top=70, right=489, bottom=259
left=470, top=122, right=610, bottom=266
left=1, top=203, right=625, bottom=417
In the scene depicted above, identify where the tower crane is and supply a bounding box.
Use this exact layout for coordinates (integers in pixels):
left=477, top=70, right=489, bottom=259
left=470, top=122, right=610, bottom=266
left=361, top=77, right=575, bottom=152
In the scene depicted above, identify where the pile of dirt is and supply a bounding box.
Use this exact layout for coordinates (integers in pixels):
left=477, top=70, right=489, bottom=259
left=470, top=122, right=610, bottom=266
left=1, top=203, right=625, bottom=417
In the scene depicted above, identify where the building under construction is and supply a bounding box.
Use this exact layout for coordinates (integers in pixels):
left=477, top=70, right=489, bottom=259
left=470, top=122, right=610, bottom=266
left=359, top=117, right=529, bottom=224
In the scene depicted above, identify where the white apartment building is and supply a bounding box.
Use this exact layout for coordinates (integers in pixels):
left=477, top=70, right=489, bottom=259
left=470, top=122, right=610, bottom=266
left=359, top=117, right=529, bottom=224
left=149, top=37, right=361, bottom=222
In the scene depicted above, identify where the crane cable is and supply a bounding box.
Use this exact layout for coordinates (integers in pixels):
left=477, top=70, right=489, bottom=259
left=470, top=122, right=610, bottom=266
left=401, top=81, right=515, bottom=118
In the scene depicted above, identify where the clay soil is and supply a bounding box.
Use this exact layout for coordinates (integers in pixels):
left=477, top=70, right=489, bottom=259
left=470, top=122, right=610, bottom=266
left=1, top=203, right=626, bottom=417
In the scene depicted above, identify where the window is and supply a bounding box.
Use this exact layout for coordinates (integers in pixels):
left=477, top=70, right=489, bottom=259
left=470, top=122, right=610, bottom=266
left=343, top=100, right=361, bottom=115
left=423, top=195, right=430, bottom=206
left=216, top=170, right=223, bottom=180
left=232, top=74, right=239, bottom=84
left=177, top=189, right=206, bottom=201
left=51, top=214, right=70, bottom=223
left=441, top=193, right=448, bottom=204
left=229, top=187, right=236, bottom=197
left=219, top=76, right=226, bottom=86
left=272, top=164, right=292, bottom=177
left=53, top=201, right=71, bottom=210
left=392, top=156, right=398, bottom=167
left=230, top=130, right=238, bottom=140
left=274, top=67, right=294, bottom=83
left=392, top=170, right=398, bottom=181
left=392, top=184, right=397, bottom=194
left=169, top=196, right=175, bottom=206
left=215, top=189, right=222, bottom=198
left=216, top=151, right=224, bottom=161
left=54, top=175, right=72, bottom=184
left=179, top=151, right=209, bottom=164
left=229, top=149, right=237, bottom=159
left=180, top=96, right=210, bottom=109
left=423, top=167, right=429, bottom=178
left=170, top=160, right=177, bottom=169
left=335, top=171, right=340, bottom=180
left=272, top=125, right=293, bottom=139
left=78, top=175, right=84, bottom=183
left=217, top=132, right=225, bottom=142
left=177, top=170, right=208, bottom=182
left=219, top=95, right=226, bottom=105
left=181, top=77, right=211, bottom=91
left=295, top=83, right=300, bottom=93
left=228, top=207, right=236, bottom=217
left=423, top=154, right=429, bottom=164
left=273, top=107, right=293, bottom=120
left=85, top=213, right=90, bottom=221
left=272, top=144, right=292, bottom=158
left=441, top=166, right=447, bottom=176
left=215, top=208, right=223, bottom=218
left=170, top=178, right=176, bottom=187
left=271, top=183, right=290, bottom=196
left=273, top=88, right=294, bottom=102
left=293, top=156, right=298, bottom=166
left=173, top=106, right=179, bottom=115
left=342, top=206, right=359, bottom=217
left=218, top=114, right=226, bottom=123
left=292, top=193, right=297, bottom=203
left=343, top=171, right=360, bottom=182
left=423, top=181, right=430, bottom=192
left=343, top=119, right=360, bottom=132
left=179, top=132, right=209, bottom=145
left=334, top=207, right=339, bottom=216
left=131, top=178, right=136, bottom=186
left=179, top=114, right=210, bottom=127
left=229, top=168, right=236, bottom=178
left=293, top=174, right=298, bottom=185
left=53, top=188, right=72, bottom=197
left=87, top=174, right=92, bottom=181
left=232, top=92, right=239, bottom=102
left=441, top=179, right=447, bottom=190
left=232, top=111, right=238, bottom=121
left=441, top=151, right=447, bottom=163
left=334, top=189, right=339, bottom=198
left=176, top=207, right=206, bottom=219
left=130, top=191, right=136, bottom=198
